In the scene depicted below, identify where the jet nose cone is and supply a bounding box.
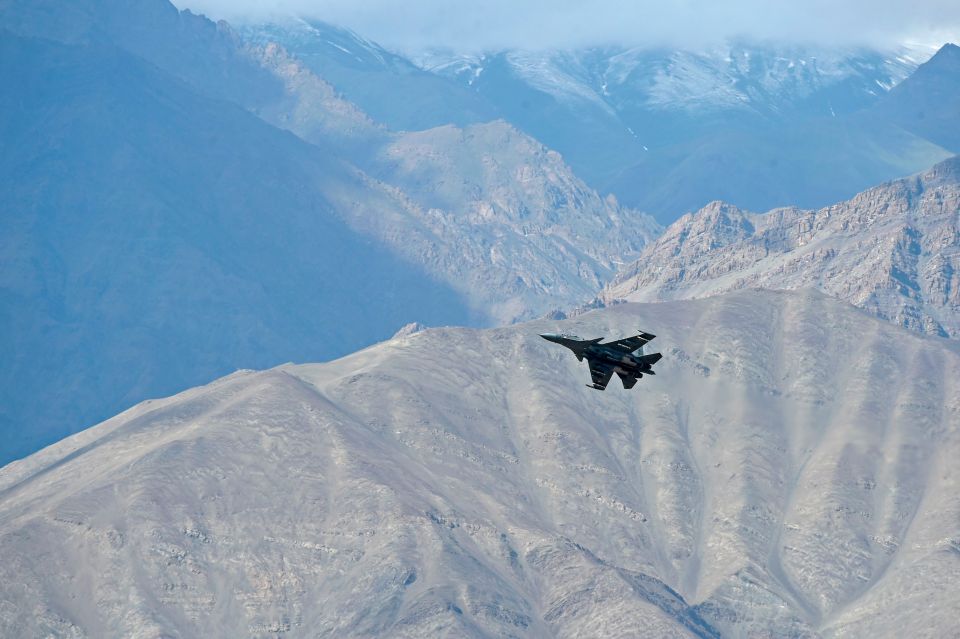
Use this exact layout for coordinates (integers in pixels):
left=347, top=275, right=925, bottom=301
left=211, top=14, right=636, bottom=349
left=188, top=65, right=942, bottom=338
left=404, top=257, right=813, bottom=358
left=540, top=333, right=561, bottom=342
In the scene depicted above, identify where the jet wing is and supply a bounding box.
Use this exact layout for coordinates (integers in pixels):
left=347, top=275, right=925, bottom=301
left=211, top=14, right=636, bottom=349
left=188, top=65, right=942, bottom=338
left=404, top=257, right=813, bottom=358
left=605, top=331, right=656, bottom=353
left=587, top=360, right=614, bottom=390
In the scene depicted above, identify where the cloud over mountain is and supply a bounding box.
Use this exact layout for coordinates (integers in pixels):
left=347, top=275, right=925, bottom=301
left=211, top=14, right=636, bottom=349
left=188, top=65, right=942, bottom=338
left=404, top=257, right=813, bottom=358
left=177, top=0, right=960, bottom=51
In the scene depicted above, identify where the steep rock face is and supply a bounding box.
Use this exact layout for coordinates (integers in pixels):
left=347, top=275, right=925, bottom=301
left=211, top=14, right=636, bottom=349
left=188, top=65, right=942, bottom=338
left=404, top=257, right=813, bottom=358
left=602, top=158, right=960, bottom=337
left=2, top=290, right=958, bottom=637
left=361, top=121, right=660, bottom=324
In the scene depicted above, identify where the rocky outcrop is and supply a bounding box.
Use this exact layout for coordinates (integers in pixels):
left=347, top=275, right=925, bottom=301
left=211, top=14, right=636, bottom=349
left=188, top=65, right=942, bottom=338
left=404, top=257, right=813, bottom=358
left=602, top=157, right=960, bottom=337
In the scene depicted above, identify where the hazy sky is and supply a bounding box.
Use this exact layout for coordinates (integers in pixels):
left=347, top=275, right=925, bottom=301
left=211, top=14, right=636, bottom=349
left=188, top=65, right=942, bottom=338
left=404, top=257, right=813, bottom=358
left=176, top=0, right=960, bottom=52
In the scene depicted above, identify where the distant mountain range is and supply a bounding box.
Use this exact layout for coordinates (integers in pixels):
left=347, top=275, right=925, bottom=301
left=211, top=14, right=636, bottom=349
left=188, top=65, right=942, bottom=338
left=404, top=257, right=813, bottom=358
left=3, top=290, right=958, bottom=637
left=244, top=18, right=958, bottom=222
left=600, top=157, right=960, bottom=338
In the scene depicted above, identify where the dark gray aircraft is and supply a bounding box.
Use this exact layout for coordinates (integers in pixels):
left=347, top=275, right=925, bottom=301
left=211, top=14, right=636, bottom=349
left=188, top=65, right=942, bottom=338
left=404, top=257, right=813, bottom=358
left=540, top=330, right=662, bottom=390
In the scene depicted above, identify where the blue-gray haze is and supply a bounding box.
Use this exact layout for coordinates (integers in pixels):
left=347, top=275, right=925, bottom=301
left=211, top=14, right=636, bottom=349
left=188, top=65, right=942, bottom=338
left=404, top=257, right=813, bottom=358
left=0, top=0, right=478, bottom=465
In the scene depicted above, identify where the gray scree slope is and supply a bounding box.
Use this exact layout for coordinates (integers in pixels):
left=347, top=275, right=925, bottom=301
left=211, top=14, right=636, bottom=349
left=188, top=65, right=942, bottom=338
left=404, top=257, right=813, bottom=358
left=1, top=290, right=958, bottom=637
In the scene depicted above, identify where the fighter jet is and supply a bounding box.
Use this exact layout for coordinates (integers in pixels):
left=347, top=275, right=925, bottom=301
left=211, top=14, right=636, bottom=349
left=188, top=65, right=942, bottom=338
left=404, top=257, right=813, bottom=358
left=540, top=330, right=662, bottom=390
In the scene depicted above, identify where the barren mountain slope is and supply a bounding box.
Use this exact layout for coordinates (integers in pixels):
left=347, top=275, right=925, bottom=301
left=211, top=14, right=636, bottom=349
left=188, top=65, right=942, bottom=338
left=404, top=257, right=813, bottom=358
left=242, top=42, right=661, bottom=324
left=872, top=43, right=960, bottom=152
left=0, top=32, right=477, bottom=466
left=2, top=290, right=958, bottom=638
left=357, top=121, right=660, bottom=323
left=247, top=41, right=387, bottom=152
left=602, top=157, right=960, bottom=337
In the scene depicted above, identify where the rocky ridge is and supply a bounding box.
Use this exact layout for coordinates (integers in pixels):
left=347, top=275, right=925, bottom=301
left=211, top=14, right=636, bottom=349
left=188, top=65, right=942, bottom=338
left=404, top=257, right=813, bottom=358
left=601, top=157, right=960, bottom=337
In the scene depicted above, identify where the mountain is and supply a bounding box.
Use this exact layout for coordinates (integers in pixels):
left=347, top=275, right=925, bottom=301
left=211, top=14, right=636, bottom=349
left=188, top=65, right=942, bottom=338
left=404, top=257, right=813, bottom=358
left=871, top=42, right=960, bottom=152
left=0, top=32, right=476, bottom=466
left=237, top=27, right=661, bottom=325
left=356, top=121, right=659, bottom=323
left=0, top=0, right=659, bottom=465
left=0, top=0, right=660, bottom=326
left=600, top=157, right=960, bottom=338
left=2, top=289, right=958, bottom=637
left=247, top=40, right=388, bottom=155
left=414, top=47, right=644, bottom=190
left=425, top=43, right=954, bottom=222
left=602, top=113, right=949, bottom=222
left=247, top=22, right=955, bottom=222
left=420, top=43, right=925, bottom=167
left=238, top=43, right=661, bottom=324
left=0, top=0, right=283, bottom=109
